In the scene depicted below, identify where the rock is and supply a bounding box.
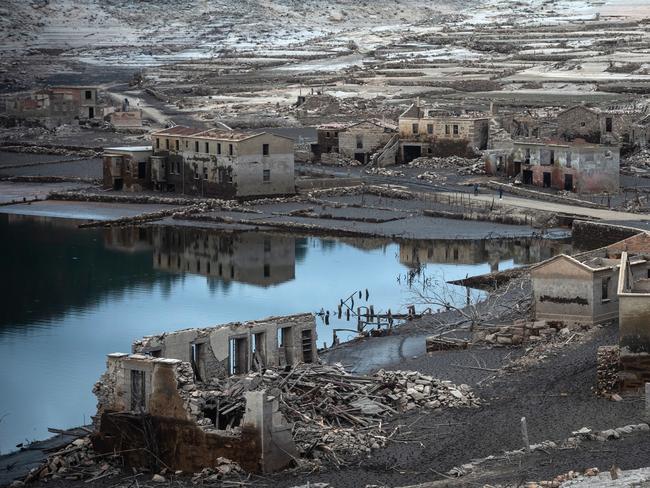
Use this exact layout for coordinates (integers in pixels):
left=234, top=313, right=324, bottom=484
left=152, top=474, right=166, bottom=483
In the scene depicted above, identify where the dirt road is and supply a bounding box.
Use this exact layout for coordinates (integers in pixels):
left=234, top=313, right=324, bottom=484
left=457, top=192, right=650, bottom=222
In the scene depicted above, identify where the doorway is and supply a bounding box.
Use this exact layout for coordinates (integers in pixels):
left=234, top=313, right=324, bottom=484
left=522, top=170, right=533, bottom=185
left=543, top=172, right=551, bottom=188
left=564, top=174, right=573, bottom=191
left=88, top=107, right=94, bottom=119
left=402, top=145, right=421, bottom=163
left=113, top=178, right=123, bottom=191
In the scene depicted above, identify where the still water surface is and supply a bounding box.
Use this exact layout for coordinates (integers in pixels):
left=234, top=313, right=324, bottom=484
left=0, top=214, right=570, bottom=453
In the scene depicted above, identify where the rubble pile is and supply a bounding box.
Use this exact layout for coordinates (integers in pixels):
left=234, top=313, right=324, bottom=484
left=621, top=148, right=650, bottom=175
left=596, top=345, right=620, bottom=396
left=416, top=170, right=447, bottom=183
left=23, top=436, right=121, bottom=483
left=189, top=364, right=479, bottom=465
left=408, top=155, right=481, bottom=170
left=320, top=153, right=362, bottom=166
left=365, top=167, right=404, bottom=177
left=190, top=458, right=244, bottom=483
left=477, top=319, right=584, bottom=346
left=457, top=162, right=486, bottom=175
left=527, top=467, right=600, bottom=488
left=309, top=184, right=415, bottom=200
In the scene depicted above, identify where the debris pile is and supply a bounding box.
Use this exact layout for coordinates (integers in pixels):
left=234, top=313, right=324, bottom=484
left=320, top=152, right=362, bottom=166
left=477, top=319, right=583, bottom=346
left=621, top=148, right=650, bottom=175
left=596, top=345, right=620, bottom=396
left=365, top=167, right=404, bottom=177
left=416, top=170, right=447, bottom=183
left=23, top=436, right=121, bottom=484
left=408, top=155, right=481, bottom=170
left=190, top=364, right=479, bottom=465
left=527, top=467, right=600, bottom=487
left=456, top=162, right=487, bottom=175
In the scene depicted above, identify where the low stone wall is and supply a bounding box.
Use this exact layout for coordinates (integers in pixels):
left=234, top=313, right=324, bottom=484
left=486, top=181, right=608, bottom=210
left=572, top=220, right=642, bottom=250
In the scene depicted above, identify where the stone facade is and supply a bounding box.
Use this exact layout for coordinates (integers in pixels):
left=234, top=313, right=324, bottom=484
left=509, top=140, right=620, bottom=193
left=92, top=353, right=297, bottom=473
left=338, top=120, right=397, bottom=164
left=398, top=103, right=489, bottom=161
left=531, top=253, right=648, bottom=325
left=557, top=105, right=638, bottom=145
left=313, top=122, right=348, bottom=162
left=103, top=126, right=295, bottom=199
left=132, top=313, right=318, bottom=379
left=5, top=86, right=101, bottom=128
left=102, top=146, right=154, bottom=192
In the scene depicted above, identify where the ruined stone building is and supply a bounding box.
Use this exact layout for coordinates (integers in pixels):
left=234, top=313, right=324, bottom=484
left=398, top=103, right=489, bottom=161
left=500, top=140, right=620, bottom=193
left=92, top=353, right=297, bottom=473
left=4, top=86, right=102, bottom=128
left=631, top=114, right=650, bottom=148
left=312, top=120, right=398, bottom=165
left=312, top=122, right=349, bottom=162
left=616, top=251, right=650, bottom=389
left=102, top=146, right=154, bottom=192
left=556, top=105, right=639, bottom=146
left=338, top=120, right=398, bottom=165
left=91, top=314, right=318, bottom=472
left=531, top=252, right=649, bottom=325
left=102, top=126, right=295, bottom=198
left=132, top=314, right=318, bottom=379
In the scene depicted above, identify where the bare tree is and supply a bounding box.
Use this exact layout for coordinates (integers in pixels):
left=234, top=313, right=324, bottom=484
left=404, top=270, right=532, bottom=332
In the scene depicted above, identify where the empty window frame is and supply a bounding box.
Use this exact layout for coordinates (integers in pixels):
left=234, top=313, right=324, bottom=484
left=412, top=123, right=419, bottom=134
left=262, top=143, right=269, bottom=156
left=427, top=123, right=433, bottom=134
left=263, top=169, right=270, bottom=182
left=453, top=124, right=459, bottom=136
left=195, top=141, right=199, bottom=152
left=229, top=144, right=234, bottom=156
left=602, top=277, right=611, bottom=301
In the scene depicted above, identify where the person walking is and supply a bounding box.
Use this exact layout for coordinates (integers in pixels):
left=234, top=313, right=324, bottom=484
left=474, top=183, right=479, bottom=195
left=498, top=187, right=503, bottom=199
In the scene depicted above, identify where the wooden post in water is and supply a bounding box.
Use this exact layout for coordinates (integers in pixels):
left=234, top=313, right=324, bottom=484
left=521, top=417, right=531, bottom=453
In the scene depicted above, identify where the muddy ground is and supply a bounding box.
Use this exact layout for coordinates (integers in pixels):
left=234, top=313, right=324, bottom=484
left=15, top=319, right=650, bottom=488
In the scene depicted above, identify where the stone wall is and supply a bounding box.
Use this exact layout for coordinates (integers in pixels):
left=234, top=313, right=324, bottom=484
left=572, top=221, right=641, bottom=251
left=92, top=354, right=297, bottom=473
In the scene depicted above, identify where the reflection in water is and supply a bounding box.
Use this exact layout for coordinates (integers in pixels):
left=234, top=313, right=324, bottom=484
left=399, top=238, right=573, bottom=272
left=0, top=213, right=571, bottom=454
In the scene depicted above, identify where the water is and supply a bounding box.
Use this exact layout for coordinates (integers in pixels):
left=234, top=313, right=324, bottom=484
left=0, top=214, right=571, bottom=453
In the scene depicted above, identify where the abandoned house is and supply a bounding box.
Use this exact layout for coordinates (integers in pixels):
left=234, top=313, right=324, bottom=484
left=398, top=103, right=489, bottom=162
left=337, top=120, right=398, bottom=165
left=102, top=146, right=154, bottom=192
left=312, top=122, right=349, bottom=163
left=4, top=86, right=102, bottom=128
left=92, top=353, right=297, bottom=473
left=631, top=114, right=650, bottom=149
left=132, top=313, right=318, bottom=378
left=531, top=252, right=649, bottom=325
left=556, top=105, right=638, bottom=146
left=500, top=140, right=620, bottom=193
left=616, top=251, right=650, bottom=389
left=102, top=126, right=295, bottom=198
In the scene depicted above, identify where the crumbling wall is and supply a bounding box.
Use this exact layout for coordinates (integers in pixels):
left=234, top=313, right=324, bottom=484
left=92, top=354, right=298, bottom=473
left=133, top=313, right=318, bottom=379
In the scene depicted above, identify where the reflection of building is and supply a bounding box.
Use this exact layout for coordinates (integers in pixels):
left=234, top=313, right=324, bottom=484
left=399, top=238, right=572, bottom=272
left=104, top=227, right=295, bottom=287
